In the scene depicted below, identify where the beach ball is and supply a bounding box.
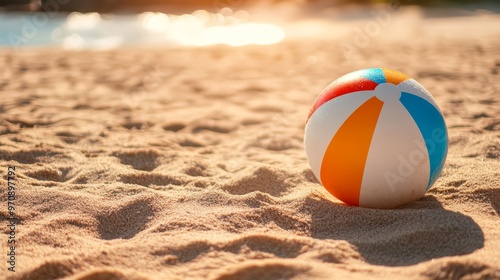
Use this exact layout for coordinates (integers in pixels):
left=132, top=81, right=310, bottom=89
left=304, top=68, right=448, bottom=209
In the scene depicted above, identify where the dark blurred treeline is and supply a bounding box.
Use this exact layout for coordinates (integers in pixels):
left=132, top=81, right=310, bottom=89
left=0, top=0, right=498, bottom=12
left=0, top=0, right=213, bottom=12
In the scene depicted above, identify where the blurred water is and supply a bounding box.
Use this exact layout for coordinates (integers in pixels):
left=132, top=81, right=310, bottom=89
left=0, top=9, right=285, bottom=50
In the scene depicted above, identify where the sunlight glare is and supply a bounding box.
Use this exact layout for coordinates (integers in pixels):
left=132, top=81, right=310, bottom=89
left=140, top=12, right=170, bottom=33
left=139, top=10, right=286, bottom=47
left=59, top=9, right=286, bottom=50
left=66, top=12, right=101, bottom=30
left=195, top=23, right=285, bottom=46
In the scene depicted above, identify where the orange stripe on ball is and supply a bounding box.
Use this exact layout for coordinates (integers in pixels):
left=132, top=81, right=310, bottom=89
left=320, top=96, right=383, bottom=206
left=382, top=68, right=410, bottom=85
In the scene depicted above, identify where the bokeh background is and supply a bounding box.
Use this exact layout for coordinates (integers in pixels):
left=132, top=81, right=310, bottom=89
left=0, top=0, right=498, bottom=50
